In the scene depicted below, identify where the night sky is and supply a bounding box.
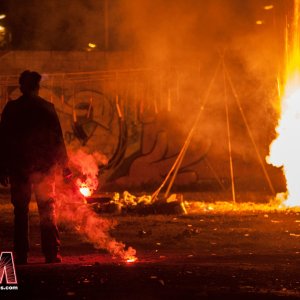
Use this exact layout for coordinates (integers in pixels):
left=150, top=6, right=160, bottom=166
left=0, top=0, right=290, bottom=51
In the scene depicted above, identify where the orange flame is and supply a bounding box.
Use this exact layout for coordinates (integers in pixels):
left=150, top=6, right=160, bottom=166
left=125, top=256, right=138, bottom=263
left=76, top=178, right=93, bottom=197
left=267, top=0, right=300, bottom=207
left=79, top=184, right=92, bottom=197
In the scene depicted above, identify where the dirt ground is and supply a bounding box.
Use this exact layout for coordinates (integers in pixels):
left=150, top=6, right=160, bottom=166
left=0, top=192, right=300, bottom=300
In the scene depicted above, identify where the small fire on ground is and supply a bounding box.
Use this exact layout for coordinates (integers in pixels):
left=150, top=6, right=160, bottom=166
left=76, top=177, right=94, bottom=198
left=125, top=256, right=138, bottom=263
left=79, top=183, right=93, bottom=197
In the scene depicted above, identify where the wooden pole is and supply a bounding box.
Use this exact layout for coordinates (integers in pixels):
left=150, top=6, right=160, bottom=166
left=222, top=59, right=236, bottom=204
left=223, top=62, right=275, bottom=195
left=152, top=61, right=221, bottom=200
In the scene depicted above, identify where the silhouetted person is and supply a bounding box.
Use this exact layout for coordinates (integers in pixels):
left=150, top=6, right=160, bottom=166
left=0, top=70, right=70, bottom=264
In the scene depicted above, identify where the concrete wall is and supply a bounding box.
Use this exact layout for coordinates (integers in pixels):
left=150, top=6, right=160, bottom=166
left=0, top=50, right=141, bottom=74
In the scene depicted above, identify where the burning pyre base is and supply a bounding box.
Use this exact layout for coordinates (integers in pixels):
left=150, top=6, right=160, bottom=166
left=85, top=191, right=187, bottom=215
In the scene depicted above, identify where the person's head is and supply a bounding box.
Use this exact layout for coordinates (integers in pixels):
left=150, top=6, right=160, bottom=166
left=19, top=70, right=42, bottom=96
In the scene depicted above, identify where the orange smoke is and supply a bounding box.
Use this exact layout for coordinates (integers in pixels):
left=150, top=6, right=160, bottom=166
left=56, top=149, right=137, bottom=262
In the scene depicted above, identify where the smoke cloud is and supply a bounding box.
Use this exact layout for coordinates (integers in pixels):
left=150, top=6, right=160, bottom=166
left=111, top=0, right=286, bottom=186
left=5, top=0, right=288, bottom=187
left=55, top=149, right=136, bottom=261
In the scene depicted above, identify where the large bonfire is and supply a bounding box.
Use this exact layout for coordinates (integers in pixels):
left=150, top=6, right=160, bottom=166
left=267, top=0, right=300, bottom=207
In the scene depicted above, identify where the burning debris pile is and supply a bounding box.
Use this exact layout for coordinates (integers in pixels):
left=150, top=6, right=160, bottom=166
left=186, top=198, right=300, bottom=214
left=85, top=191, right=187, bottom=215
left=65, top=148, right=187, bottom=216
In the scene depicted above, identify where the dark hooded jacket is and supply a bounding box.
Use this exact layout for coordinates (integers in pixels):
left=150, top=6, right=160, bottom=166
left=0, top=95, right=68, bottom=177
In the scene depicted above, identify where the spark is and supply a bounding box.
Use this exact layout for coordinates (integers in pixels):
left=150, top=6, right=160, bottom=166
left=264, top=5, right=274, bottom=10
left=88, top=43, right=97, bottom=48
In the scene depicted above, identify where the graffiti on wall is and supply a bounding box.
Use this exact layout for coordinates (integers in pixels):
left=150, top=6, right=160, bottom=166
left=1, top=65, right=279, bottom=193
left=0, top=70, right=215, bottom=191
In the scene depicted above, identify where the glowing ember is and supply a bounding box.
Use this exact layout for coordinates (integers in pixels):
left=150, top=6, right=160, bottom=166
left=267, top=0, right=300, bottom=207
left=264, top=5, right=274, bottom=11
left=126, top=256, right=137, bottom=263
left=186, top=201, right=295, bottom=214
